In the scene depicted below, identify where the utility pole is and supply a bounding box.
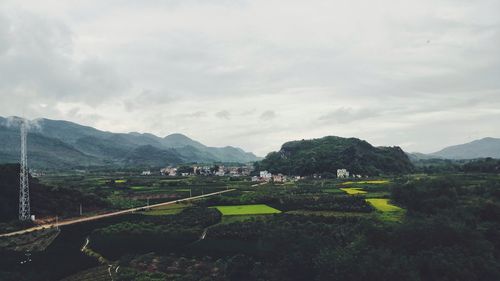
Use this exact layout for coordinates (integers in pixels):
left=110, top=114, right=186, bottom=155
left=19, top=120, right=30, bottom=221
left=189, top=189, right=192, bottom=198
left=79, top=203, right=82, bottom=216
left=55, top=216, right=59, bottom=230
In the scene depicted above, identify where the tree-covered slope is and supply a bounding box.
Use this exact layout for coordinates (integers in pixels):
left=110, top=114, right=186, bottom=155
left=257, top=136, right=413, bottom=176
left=124, top=145, right=185, bottom=167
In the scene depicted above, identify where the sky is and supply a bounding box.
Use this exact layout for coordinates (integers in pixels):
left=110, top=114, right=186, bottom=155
left=0, top=0, right=499, bottom=156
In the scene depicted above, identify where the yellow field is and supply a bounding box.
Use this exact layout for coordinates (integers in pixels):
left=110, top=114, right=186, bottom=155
left=366, top=198, right=402, bottom=212
left=366, top=198, right=405, bottom=222
left=340, top=187, right=367, bottom=195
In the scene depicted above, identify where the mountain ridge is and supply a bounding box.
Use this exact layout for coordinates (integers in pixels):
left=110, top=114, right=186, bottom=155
left=0, top=116, right=260, bottom=168
left=407, top=137, right=500, bottom=160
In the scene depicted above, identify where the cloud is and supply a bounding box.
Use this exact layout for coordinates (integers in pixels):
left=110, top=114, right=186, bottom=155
left=260, top=110, right=276, bottom=121
left=215, top=110, right=230, bottom=120
left=318, top=108, right=379, bottom=124
left=0, top=0, right=500, bottom=156
left=0, top=10, right=129, bottom=110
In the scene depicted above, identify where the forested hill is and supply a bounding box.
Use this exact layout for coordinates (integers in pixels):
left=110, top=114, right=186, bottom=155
left=0, top=164, right=108, bottom=223
left=256, top=136, right=414, bottom=176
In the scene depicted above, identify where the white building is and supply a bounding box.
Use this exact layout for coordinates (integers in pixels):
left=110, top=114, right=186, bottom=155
left=337, top=169, right=349, bottom=179
left=161, top=167, right=177, bottom=176
left=259, top=170, right=272, bottom=179
left=141, top=170, right=151, bottom=176
left=215, top=166, right=226, bottom=176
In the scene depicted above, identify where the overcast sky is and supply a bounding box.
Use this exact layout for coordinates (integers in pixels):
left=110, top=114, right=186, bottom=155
left=1, top=0, right=499, bottom=156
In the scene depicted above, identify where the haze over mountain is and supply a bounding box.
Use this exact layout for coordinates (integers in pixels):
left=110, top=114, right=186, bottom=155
left=0, top=116, right=260, bottom=169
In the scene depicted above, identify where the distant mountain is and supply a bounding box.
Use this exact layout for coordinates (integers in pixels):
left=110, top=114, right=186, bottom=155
left=0, top=116, right=260, bottom=169
left=406, top=152, right=440, bottom=162
left=430, top=137, right=500, bottom=159
left=257, top=136, right=414, bottom=176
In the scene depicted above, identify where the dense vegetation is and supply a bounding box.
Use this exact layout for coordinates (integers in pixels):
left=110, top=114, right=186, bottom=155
left=202, top=192, right=373, bottom=212
left=256, top=136, right=414, bottom=176
left=90, top=207, right=221, bottom=259
left=2, top=167, right=500, bottom=281
left=0, top=164, right=108, bottom=226
left=412, top=157, right=500, bottom=174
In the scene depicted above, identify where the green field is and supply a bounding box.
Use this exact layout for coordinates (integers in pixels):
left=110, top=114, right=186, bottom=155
left=366, top=198, right=405, bottom=222
left=212, top=204, right=281, bottom=216
left=340, top=187, right=367, bottom=195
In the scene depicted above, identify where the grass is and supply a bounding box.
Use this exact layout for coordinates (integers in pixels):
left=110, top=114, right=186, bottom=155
left=340, top=187, right=367, bottom=195
left=366, top=198, right=405, bottom=222
left=114, top=179, right=126, bottom=183
left=212, top=204, right=281, bottom=216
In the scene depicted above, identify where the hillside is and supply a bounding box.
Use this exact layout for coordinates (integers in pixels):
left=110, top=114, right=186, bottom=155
left=257, top=136, right=414, bottom=176
left=430, top=137, right=500, bottom=159
left=0, top=116, right=260, bottom=168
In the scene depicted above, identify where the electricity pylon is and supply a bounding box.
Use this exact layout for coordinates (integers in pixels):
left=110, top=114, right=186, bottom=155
left=19, top=120, right=30, bottom=221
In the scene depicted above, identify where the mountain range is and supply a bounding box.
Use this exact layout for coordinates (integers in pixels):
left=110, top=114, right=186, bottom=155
left=0, top=116, right=260, bottom=169
left=409, top=137, right=500, bottom=160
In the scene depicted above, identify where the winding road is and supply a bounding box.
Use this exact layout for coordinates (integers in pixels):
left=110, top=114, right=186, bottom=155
left=0, top=189, right=235, bottom=237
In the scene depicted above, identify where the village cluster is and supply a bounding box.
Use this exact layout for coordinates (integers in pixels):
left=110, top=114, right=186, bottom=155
left=139, top=166, right=365, bottom=182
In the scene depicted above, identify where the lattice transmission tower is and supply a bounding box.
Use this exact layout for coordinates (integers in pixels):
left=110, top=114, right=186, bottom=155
left=19, top=120, right=30, bottom=221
